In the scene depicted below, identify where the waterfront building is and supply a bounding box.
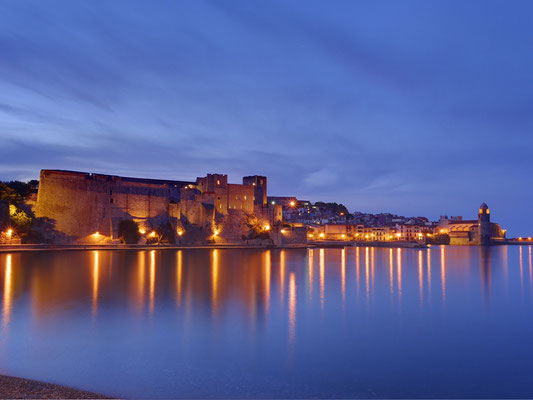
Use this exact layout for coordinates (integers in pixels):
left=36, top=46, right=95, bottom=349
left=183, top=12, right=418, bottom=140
left=34, top=169, right=303, bottom=245
left=437, top=203, right=506, bottom=245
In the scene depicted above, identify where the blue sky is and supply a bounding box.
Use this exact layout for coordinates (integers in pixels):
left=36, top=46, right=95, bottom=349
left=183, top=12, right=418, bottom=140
left=0, top=0, right=532, bottom=235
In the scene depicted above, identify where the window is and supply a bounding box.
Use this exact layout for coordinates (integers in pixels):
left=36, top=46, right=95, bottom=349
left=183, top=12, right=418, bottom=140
left=217, top=180, right=220, bottom=185
left=109, top=190, right=113, bottom=195
left=110, top=199, right=114, bottom=204
left=244, top=196, right=247, bottom=200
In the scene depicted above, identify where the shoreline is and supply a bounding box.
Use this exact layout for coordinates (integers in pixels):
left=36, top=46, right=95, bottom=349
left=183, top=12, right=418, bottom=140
left=0, top=240, right=528, bottom=253
left=0, top=375, right=110, bottom=399
left=0, top=243, right=309, bottom=253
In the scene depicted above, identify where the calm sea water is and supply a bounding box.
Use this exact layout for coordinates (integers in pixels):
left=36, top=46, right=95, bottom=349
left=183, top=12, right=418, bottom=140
left=1, top=246, right=533, bottom=398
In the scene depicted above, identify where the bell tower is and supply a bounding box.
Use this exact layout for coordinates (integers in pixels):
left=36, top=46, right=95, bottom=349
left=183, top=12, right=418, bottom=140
left=478, top=203, right=491, bottom=245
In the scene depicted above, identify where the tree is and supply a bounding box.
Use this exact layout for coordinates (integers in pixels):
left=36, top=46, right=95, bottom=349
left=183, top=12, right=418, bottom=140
left=118, top=220, right=141, bottom=244
left=313, top=201, right=349, bottom=215
left=0, top=183, right=22, bottom=205
left=155, top=223, right=176, bottom=244
left=9, top=205, right=32, bottom=232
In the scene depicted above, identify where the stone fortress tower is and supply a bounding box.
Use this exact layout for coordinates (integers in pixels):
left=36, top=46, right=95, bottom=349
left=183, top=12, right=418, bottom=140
left=478, top=202, right=491, bottom=245
left=242, top=175, right=267, bottom=206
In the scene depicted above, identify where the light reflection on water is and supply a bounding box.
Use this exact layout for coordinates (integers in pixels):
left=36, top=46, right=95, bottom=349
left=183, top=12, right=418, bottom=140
left=1, top=246, right=533, bottom=398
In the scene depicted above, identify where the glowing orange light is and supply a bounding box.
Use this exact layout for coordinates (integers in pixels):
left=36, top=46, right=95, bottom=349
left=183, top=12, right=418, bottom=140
left=396, top=233, right=401, bottom=238
left=149, top=231, right=156, bottom=238
left=281, top=229, right=286, bottom=234
left=177, top=231, right=183, bottom=236
left=264, top=225, right=271, bottom=231
left=341, top=234, right=345, bottom=238
left=6, top=229, right=13, bottom=238
left=139, top=228, right=146, bottom=234
left=290, top=201, right=295, bottom=207
left=319, top=233, right=325, bottom=238
left=308, top=233, right=314, bottom=238
left=213, top=230, right=219, bottom=236
left=518, top=237, right=523, bottom=241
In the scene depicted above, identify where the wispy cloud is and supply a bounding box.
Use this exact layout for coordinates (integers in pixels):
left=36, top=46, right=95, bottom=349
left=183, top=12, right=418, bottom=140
left=0, top=0, right=532, bottom=234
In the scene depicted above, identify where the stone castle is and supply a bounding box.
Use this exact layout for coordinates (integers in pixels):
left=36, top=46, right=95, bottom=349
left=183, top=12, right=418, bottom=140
left=34, top=169, right=304, bottom=245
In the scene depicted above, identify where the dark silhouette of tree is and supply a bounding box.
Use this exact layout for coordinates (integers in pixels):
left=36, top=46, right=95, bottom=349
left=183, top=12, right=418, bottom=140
left=118, top=220, right=141, bottom=244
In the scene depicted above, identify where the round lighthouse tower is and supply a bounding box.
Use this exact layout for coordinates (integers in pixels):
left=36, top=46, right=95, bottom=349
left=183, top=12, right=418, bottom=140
left=478, top=203, right=491, bottom=245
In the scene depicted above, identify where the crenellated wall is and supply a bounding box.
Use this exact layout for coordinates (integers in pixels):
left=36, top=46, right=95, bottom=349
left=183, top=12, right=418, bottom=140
left=227, top=184, right=254, bottom=213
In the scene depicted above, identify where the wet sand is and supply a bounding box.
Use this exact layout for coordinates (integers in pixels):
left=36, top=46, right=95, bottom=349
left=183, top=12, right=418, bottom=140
left=0, top=375, right=110, bottom=399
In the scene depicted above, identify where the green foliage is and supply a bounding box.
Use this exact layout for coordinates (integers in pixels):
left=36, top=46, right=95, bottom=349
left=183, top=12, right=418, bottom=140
left=10, top=205, right=32, bottom=232
left=118, top=220, right=141, bottom=244
left=314, top=201, right=349, bottom=215
left=0, top=180, right=38, bottom=206
left=0, top=183, right=22, bottom=205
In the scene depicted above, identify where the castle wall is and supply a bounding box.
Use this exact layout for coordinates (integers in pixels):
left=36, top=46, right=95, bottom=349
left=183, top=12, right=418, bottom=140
left=35, top=170, right=192, bottom=238
left=214, top=187, right=229, bottom=215
left=34, top=169, right=305, bottom=246
left=449, top=231, right=473, bottom=245
left=272, top=226, right=307, bottom=247
left=227, top=184, right=254, bottom=213
left=179, top=190, right=212, bottom=227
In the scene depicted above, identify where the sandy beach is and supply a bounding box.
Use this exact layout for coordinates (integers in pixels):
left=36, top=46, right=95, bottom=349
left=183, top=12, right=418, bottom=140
left=0, top=375, right=110, bottom=399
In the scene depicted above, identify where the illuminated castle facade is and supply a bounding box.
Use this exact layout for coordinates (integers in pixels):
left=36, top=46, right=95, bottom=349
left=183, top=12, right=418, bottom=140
left=34, top=169, right=300, bottom=244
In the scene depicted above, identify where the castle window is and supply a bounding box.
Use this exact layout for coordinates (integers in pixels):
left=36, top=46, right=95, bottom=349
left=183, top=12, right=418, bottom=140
left=110, top=198, right=114, bottom=204
left=217, top=180, right=220, bottom=185
left=244, top=196, right=247, bottom=200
